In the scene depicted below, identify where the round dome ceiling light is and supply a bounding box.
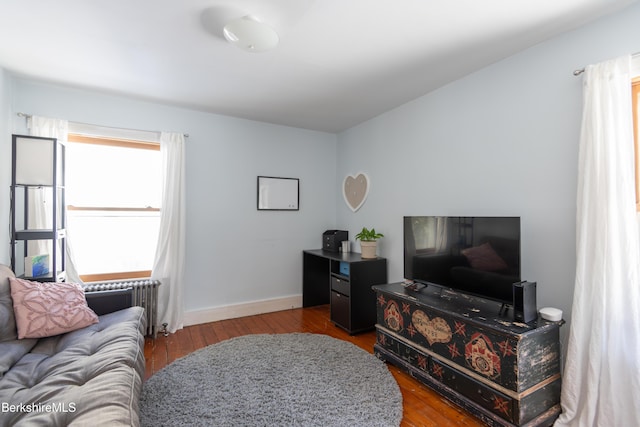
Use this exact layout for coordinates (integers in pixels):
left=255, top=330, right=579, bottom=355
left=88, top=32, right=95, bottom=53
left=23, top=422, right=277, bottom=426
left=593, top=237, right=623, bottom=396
left=223, top=16, right=279, bottom=53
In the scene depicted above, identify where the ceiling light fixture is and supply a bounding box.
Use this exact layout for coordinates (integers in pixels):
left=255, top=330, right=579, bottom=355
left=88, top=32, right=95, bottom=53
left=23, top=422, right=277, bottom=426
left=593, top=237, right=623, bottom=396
left=223, top=16, right=279, bottom=53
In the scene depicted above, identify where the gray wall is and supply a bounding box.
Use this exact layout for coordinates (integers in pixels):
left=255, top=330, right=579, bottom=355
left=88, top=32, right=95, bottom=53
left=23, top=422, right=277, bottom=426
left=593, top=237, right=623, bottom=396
left=335, top=2, right=640, bottom=347
left=4, top=79, right=337, bottom=312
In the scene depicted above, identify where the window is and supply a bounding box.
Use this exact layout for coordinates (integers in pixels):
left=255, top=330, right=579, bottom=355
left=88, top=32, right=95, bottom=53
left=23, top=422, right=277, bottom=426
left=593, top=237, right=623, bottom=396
left=66, top=134, right=161, bottom=282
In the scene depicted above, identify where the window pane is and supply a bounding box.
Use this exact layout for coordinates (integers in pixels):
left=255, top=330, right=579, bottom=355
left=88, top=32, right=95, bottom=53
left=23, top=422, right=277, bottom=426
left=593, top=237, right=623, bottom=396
left=68, top=210, right=160, bottom=275
left=66, top=143, right=161, bottom=208
left=65, top=140, right=162, bottom=277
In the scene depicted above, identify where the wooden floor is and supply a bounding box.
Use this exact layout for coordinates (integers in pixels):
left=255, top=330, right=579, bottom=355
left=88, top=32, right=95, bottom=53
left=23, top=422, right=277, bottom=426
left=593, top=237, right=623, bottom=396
left=144, top=305, right=485, bottom=427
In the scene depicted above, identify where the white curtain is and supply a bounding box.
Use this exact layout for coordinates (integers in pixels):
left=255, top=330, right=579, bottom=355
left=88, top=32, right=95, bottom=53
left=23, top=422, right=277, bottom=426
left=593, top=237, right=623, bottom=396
left=28, top=116, right=68, bottom=141
left=151, top=132, right=186, bottom=333
left=556, top=55, right=640, bottom=426
left=26, top=116, right=82, bottom=283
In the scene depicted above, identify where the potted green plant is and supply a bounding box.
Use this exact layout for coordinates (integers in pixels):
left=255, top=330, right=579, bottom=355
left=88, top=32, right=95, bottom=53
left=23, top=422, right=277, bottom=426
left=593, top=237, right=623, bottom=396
left=355, top=227, right=384, bottom=259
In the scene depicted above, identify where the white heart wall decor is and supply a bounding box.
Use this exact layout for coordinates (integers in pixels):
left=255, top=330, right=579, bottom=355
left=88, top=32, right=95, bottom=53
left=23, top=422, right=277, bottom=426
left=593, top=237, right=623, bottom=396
left=343, top=173, right=369, bottom=212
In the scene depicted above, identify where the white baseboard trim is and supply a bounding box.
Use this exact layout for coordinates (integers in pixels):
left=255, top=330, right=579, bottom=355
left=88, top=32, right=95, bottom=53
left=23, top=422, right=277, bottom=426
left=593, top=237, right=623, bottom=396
left=183, top=294, right=303, bottom=326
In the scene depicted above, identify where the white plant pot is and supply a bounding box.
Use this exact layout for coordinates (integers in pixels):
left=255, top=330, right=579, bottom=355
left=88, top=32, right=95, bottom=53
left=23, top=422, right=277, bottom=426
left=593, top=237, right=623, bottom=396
left=360, top=241, right=378, bottom=259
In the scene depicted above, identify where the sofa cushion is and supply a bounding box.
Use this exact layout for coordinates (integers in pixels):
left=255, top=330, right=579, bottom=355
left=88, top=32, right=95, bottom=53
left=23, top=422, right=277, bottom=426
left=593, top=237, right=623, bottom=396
left=0, top=264, right=18, bottom=342
left=0, top=339, right=37, bottom=381
left=9, top=277, right=99, bottom=339
left=0, top=306, right=146, bottom=426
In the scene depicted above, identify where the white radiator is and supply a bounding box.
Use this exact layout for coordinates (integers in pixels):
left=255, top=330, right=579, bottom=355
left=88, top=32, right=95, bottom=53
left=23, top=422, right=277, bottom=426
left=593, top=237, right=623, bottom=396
left=83, top=279, right=161, bottom=338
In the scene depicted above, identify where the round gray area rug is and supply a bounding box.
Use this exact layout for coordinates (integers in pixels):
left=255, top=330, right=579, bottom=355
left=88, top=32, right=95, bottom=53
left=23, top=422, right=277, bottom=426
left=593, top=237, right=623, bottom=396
left=140, top=333, right=402, bottom=427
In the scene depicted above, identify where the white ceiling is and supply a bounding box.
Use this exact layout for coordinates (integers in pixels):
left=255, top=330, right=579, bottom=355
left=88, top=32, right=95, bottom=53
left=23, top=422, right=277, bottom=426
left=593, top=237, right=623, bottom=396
left=0, top=0, right=635, bottom=133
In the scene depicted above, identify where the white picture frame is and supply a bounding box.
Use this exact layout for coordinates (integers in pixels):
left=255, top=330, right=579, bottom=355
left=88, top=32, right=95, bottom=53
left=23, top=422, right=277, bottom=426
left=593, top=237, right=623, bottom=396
left=257, top=176, right=299, bottom=211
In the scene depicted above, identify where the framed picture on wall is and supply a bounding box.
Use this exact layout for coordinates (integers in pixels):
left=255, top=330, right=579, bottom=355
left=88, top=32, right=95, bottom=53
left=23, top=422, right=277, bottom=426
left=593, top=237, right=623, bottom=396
left=257, top=176, right=299, bottom=211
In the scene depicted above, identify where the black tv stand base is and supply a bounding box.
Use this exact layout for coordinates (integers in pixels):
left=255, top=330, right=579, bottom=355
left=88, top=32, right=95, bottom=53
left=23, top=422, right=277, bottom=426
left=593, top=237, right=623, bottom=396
left=499, top=302, right=510, bottom=316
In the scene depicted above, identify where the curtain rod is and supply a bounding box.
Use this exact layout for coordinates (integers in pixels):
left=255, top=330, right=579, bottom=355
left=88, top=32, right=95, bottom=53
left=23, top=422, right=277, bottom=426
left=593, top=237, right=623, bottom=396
left=16, top=112, right=189, bottom=138
left=573, top=51, right=640, bottom=76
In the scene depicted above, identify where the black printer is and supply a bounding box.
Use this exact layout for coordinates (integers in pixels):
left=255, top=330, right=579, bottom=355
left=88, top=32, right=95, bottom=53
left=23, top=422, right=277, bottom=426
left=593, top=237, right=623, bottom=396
left=322, top=230, right=348, bottom=252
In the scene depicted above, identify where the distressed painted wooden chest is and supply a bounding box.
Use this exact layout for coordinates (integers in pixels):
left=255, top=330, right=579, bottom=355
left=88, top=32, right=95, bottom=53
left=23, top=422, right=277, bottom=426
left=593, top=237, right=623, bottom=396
left=373, top=283, right=562, bottom=427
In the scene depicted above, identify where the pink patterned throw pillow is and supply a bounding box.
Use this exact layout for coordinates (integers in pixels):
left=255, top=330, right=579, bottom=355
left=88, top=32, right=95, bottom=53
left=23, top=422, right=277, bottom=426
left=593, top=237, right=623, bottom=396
left=9, top=277, right=99, bottom=339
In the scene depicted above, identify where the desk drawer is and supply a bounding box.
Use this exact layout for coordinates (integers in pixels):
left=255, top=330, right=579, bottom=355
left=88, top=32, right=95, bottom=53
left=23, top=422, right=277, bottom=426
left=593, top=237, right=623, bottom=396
left=331, top=276, right=350, bottom=296
left=331, top=291, right=350, bottom=329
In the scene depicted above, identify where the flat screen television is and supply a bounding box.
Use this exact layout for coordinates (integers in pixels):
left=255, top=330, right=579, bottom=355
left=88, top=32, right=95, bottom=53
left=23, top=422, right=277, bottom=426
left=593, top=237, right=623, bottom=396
left=404, top=216, right=520, bottom=305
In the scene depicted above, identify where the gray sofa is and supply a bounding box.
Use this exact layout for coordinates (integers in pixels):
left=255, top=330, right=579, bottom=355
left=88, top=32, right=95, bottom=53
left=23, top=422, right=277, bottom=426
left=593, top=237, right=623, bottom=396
left=0, top=264, right=146, bottom=426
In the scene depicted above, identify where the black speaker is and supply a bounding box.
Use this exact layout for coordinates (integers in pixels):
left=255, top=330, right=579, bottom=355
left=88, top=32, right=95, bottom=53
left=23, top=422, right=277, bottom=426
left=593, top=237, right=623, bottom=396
left=513, top=281, right=537, bottom=323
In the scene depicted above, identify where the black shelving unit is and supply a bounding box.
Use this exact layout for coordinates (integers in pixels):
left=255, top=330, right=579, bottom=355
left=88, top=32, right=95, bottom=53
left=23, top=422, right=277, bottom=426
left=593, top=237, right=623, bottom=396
left=10, top=134, right=66, bottom=282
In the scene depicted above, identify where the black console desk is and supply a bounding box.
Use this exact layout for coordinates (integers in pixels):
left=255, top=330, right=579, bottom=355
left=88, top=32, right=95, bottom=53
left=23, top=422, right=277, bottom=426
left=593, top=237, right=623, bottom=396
left=303, top=249, right=387, bottom=334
